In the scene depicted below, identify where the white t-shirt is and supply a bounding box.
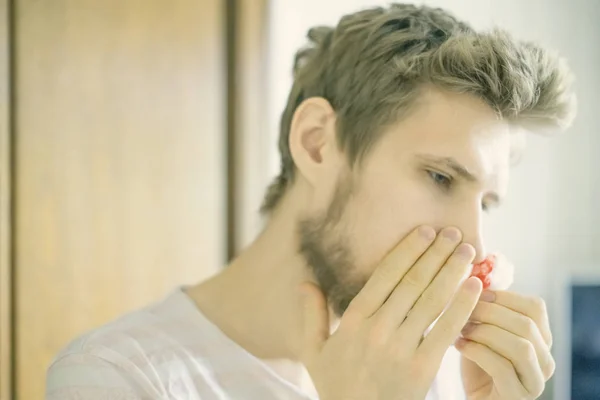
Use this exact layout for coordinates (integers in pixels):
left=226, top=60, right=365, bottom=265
left=46, top=288, right=461, bottom=399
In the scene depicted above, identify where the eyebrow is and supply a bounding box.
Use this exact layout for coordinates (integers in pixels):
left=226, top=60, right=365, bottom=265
left=415, top=153, right=501, bottom=205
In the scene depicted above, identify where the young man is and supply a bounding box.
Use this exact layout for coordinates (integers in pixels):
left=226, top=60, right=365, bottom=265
left=46, top=3, right=576, bottom=400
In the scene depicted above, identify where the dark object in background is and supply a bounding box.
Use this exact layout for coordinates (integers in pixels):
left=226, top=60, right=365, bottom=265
left=571, top=285, right=600, bottom=399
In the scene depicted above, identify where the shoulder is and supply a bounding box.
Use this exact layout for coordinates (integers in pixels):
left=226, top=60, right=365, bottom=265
left=46, top=351, right=154, bottom=399
left=46, top=289, right=201, bottom=399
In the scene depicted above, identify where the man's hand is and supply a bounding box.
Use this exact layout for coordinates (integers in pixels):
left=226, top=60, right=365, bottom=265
left=298, top=226, right=482, bottom=400
left=457, top=291, right=554, bottom=400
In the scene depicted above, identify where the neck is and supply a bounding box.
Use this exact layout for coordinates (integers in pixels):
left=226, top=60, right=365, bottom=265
left=187, top=198, right=317, bottom=361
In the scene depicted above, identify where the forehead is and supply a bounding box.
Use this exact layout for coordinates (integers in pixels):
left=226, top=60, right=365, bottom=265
left=375, top=89, right=512, bottom=177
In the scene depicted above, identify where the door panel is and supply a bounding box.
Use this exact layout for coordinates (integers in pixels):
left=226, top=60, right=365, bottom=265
left=13, top=1, right=225, bottom=398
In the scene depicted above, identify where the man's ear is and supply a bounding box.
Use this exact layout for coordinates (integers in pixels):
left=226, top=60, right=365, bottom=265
left=288, top=97, right=337, bottom=186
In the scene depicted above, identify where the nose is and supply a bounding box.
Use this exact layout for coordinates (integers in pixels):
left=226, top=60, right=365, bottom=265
left=446, top=203, right=486, bottom=264
left=466, top=226, right=486, bottom=265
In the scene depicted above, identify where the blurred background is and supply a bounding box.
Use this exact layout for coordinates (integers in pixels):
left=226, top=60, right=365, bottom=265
left=0, top=0, right=598, bottom=399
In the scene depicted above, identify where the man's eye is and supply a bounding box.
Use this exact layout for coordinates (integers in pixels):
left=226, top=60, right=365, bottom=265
left=428, top=170, right=453, bottom=190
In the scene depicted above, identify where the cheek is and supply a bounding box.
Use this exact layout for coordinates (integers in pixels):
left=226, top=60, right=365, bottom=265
left=344, top=179, right=440, bottom=276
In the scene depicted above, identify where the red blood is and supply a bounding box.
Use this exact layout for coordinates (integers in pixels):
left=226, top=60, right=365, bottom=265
left=470, top=254, right=496, bottom=289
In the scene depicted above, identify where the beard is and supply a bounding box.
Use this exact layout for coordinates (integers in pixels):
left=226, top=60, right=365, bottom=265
left=298, top=173, right=368, bottom=317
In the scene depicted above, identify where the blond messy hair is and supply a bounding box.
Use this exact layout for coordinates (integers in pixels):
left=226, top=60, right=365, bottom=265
left=262, top=3, right=576, bottom=214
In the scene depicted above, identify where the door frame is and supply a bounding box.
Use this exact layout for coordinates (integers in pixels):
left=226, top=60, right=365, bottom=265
left=0, top=0, right=13, bottom=398
left=229, top=0, right=271, bottom=255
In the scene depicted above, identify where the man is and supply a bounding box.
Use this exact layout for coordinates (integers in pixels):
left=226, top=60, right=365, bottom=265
left=46, top=3, right=576, bottom=399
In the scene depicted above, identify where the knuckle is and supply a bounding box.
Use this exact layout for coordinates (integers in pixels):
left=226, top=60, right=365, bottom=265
left=524, top=342, right=537, bottom=364
left=519, top=315, right=538, bottom=338
left=367, top=321, right=391, bottom=348
left=530, top=296, right=547, bottom=314
left=418, top=287, right=440, bottom=307
left=544, top=354, right=556, bottom=379
left=532, top=379, right=546, bottom=398
left=515, top=338, right=535, bottom=360
left=403, top=270, right=427, bottom=290
left=373, top=263, right=399, bottom=284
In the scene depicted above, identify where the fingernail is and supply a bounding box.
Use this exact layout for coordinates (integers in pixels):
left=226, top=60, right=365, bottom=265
left=456, top=243, right=474, bottom=259
left=480, top=291, right=496, bottom=302
left=419, top=226, right=436, bottom=241
left=465, top=277, right=482, bottom=292
left=442, top=227, right=461, bottom=242
left=461, top=322, right=477, bottom=336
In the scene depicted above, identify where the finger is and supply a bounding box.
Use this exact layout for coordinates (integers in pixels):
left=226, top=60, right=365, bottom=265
left=460, top=323, right=545, bottom=397
left=374, top=227, right=465, bottom=329
left=470, top=301, right=555, bottom=379
left=416, top=277, right=481, bottom=359
left=399, top=242, right=476, bottom=344
left=455, top=338, right=528, bottom=399
left=345, top=225, right=436, bottom=319
left=483, top=290, right=552, bottom=348
left=298, top=282, right=330, bottom=365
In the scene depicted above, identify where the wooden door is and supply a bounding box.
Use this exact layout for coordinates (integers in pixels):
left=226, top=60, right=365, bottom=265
left=12, top=1, right=226, bottom=398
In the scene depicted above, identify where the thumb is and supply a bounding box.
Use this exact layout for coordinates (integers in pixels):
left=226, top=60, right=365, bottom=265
left=298, top=282, right=330, bottom=363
